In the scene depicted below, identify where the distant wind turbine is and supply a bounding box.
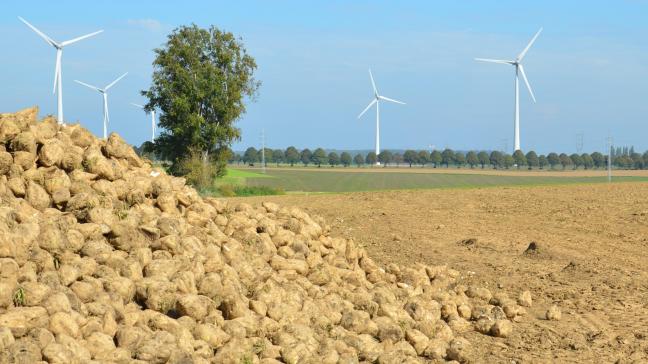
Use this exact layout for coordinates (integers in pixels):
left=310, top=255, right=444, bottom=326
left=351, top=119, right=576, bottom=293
left=75, top=73, right=128, bottom=139
left=475, top=27, right=542, bottom=152
left=18, top=17, right=103, bottom=125
left=131, top=103, right=156, bottom=142
left=357, top=69, right=405, bottom=165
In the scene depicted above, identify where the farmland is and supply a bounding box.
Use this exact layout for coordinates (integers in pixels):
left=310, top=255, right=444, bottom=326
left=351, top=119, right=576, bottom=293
left=233, top=182, right=648, bottom=362
left=228, top=167, right=648, bottom=193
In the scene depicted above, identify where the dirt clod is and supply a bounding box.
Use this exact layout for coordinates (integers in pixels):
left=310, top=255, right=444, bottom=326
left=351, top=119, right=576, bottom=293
left=546, top=305, right=562, bottom=321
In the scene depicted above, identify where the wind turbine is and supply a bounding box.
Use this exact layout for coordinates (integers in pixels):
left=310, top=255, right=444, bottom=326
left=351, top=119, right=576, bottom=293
left=475, top=28, right=542, bottom=152
left=75, top=73, right=128, bottom=139
left=357, top=69, right=405, bottom=165
left=131, top=103, right=156, bottom=142
left=18, top=17, right=103, bottom=125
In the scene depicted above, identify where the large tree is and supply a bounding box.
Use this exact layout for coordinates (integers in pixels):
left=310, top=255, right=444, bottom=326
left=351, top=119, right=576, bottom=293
left=466, top=151, right=479, bottom=168
left=328, top=152, right=340, bottom=167
left=243, top=147, right=258, bottom=165
left=144, top=24, right=260, bottom=176
left=300, top=148, right=312, bottom=166
left=441, top=149, right=455, bottom=168
left=513, top=150, right=526, bottom=169
left=403, top=150, right=417, bottom=167
left=285, top=146, right=299, bottom=166
left=312, top=148, right=327, bottom=167
left=378, top=150, right=393, bottom=167
left=354, top=153, right=364, bottom=167
left=454, top=152, right=466, bottom=168
left=393, top=153, right=404, bottom=167
left=591, top=152, right=605, bottom=169
left=477, top=151, right=490, bottom=169
left=272, top=149, right=284, bottom=166
left=559, top=153, right=572, bottom=170
left=631, top=153, right=643, bottom=169
left=430, top=150, right=442, bottom=168
left=365, top=152, right=377, bottom=165
left=547, top=153, right=560, bottom=169
left=490, top=151, right=503, bottom=169
left=570, top=153, right=583, bottom=170
left=538, top=155, right=548, bottom=169
left=581, top=153, right=594, bottom=169
left=525, top=151, right=539, bottom=170
left=340, top=152, right=352, bottom=167
left=418, top=151, right=430, bottom=167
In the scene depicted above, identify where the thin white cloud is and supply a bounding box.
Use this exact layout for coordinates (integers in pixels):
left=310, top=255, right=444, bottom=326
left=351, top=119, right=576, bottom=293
left=127, top=19, right=162, bottom=32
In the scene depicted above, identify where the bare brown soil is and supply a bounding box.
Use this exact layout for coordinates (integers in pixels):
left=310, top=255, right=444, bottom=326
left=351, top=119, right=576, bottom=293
left=235, top=183, right=648, bottom=362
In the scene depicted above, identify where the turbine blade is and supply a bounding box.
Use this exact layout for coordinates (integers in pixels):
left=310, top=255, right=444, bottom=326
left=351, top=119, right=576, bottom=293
left=517, top=27, right=543, bottom=61
left=60, top=30, right=104, bottom=47
left=18, top=17, right=57, bottom=47
left=474, top=58, right=513, bottom=65
left=53, top=51, right=61, bottom=94
left=104, top=72, right=128, bottom=90
left=378, top=95, right=406, bottom=105
left=74, top=80, right=101, bottom=92
left=130, top=103, right=144, bottom=108
left=518, top=65, right=536, bottom=103
left=358, top=99, right=377, bottom=119
left=369, top=69, right=377, bottom=95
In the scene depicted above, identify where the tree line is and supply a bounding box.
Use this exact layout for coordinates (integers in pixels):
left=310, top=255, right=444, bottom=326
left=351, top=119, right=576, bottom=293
left=232, top=146, right=648, bottom=170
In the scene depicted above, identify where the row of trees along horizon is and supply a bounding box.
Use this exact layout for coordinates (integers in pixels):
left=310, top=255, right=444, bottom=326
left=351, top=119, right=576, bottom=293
left=232, top=146, right=648, bottom=170
left=130, top=23, right=647, bottom=192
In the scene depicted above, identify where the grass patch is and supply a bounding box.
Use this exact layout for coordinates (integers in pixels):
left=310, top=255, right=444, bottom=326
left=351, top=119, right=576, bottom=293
left=13, top=286, right=25, bottom=307
left=216, top=168, right=272, bottom=186
left=218, top=184, right=284, bottom=197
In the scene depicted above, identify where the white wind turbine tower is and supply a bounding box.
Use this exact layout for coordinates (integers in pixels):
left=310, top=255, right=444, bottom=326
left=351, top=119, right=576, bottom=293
left=75, top=73, right=128, bottom=139
left=475, top=28, right=542, bottom=152
left=357, top=69, right=405, bottom=165
left=18, top=17, right=103, bottom=125
left=131, top=103, right=156, bottom=142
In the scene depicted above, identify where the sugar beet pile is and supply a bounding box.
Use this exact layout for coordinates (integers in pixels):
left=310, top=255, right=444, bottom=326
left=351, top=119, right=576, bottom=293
left=0, top=107, right=534, bottom=363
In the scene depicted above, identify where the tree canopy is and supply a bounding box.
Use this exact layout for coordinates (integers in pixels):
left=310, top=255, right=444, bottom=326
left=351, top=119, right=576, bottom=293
left=378, top=150, right=393, bottom=166
left=300, top=148, right=312, bottom=166
left=366, top=152, right=377, bottom=165
left=285, top=146, right=299, bottom=166
left=144, top=24, right=260, bottom=176
left=403, top=150, right=417, bottom=167
left=328, top=152, right=340, bottom=167
left=312, top=148, right=327, bottom=167
left=353, top=154, right=364, bottom=167
left=340, top=152, right=352, bottom=167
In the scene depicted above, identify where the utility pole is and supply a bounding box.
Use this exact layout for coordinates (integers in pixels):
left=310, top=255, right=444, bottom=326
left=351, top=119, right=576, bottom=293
left=261, top=129, right=266, bottom=174
left=576, top=132, right=584, bottom=153
left=606, top=136, right=612, bottom=183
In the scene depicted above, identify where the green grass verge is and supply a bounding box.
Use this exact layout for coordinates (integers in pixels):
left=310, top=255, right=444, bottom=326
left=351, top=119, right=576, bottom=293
left=243, top=169, right=648, bottom=193
left=216, top=168, right=272, bottom=186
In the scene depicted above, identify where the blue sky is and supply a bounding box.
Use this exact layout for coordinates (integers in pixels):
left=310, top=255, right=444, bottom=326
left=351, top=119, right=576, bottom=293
left=2, top=1, right=647, bottom=154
